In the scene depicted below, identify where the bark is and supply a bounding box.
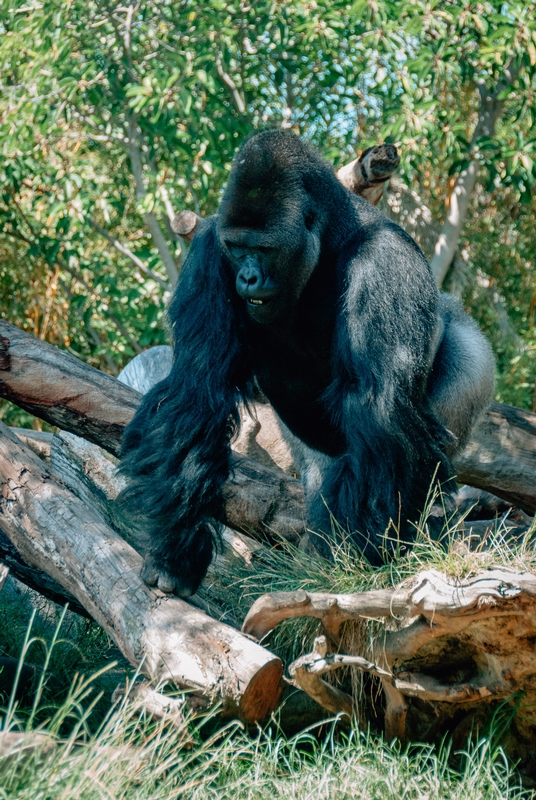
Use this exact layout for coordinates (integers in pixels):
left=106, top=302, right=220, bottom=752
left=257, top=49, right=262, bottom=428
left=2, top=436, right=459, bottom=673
left=243, top=569, right=536, bottom=751
left=49, top=429, right=274, bottom=627
left=0, top=422, right=283, bottom=722
left=1, top=319, right=536, bottom=522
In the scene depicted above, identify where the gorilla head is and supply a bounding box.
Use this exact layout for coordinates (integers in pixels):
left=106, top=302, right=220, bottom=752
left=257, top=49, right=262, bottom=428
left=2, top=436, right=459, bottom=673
left=217, top=132, right=334, bottom=324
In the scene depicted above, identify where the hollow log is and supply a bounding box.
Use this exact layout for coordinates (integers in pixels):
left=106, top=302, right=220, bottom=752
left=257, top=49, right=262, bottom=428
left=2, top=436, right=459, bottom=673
left=243, top=569, right=536, bottom=752
left=0, top=422, right=283, bottom=722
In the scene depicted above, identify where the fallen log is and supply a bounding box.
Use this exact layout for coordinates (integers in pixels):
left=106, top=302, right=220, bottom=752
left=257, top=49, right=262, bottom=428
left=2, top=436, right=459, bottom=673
left=454, top=402, right=536, bottom=514
left=1, top=320, right=536, bottom=518
left=0, top=422, right=283, bottom=722
left=0, top=320, right=305, bottom=543
left=243, top=569, right=536, bottom=754
left=49, top=429, right=274, bottom=626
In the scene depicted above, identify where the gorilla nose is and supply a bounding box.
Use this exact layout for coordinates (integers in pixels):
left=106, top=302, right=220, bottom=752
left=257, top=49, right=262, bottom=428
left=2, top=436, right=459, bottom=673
left=236, top=265, right=263, bottom=297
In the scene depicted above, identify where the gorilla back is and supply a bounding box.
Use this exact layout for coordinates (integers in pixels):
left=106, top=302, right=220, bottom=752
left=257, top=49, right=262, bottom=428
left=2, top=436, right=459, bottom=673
left=119, top=130, right=494, bottom=597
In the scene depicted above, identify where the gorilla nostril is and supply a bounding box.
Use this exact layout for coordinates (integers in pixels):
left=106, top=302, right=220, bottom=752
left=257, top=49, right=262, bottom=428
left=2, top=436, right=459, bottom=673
left=237, top=265, right=263, bottom=294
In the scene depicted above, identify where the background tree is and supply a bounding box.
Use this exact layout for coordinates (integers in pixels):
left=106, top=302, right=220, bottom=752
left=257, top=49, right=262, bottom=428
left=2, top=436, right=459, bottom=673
left=1, top=0, right=535, bottom=421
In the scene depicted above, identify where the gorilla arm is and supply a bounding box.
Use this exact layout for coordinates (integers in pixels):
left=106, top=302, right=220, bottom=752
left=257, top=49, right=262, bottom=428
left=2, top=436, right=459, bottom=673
left=308, top=224, right=454, bottom=563
left=118, top=219, right=249, bottom=597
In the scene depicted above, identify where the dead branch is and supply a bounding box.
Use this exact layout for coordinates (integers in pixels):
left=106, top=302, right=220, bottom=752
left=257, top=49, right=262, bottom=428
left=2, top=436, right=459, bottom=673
left=337, top=144, right=400, bottom=205
left=171, top=210, right=202, bottom=242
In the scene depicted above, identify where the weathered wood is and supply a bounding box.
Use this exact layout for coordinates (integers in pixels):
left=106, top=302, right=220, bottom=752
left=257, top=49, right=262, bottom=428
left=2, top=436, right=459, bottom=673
left=0, top=422, right=283, bottom=722
left=454, top=402, right=536, bottom=514
left=171, top=210, right=202, bottom=241
left=245, top=569, right=536, bottom=749
left=0, top=529, right=87, bottom=615
left=9, top=429, right=52, bottom=461
left=2, top=320, right=536, bottom=517
left=49, top=429, right=273, bottom=626
left=0, top=321, right=139, bottom=456
left=337, top=144, right=400, bottom=206
left=117, top=346, right=173, bottom=396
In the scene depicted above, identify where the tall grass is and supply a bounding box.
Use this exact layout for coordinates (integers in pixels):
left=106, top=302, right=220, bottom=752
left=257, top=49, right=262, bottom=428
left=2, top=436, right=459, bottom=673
left=0, top=672, right=531, bottom=800
left=0, top=507, right=535, bottom=798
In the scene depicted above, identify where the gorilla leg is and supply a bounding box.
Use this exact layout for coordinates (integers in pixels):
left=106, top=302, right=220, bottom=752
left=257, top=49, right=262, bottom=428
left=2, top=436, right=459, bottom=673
left=428, top=295, right=495, bottom=456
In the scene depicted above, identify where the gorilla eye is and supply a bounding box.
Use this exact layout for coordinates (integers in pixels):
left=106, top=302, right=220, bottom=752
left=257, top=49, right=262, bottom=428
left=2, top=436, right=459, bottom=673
left=304, top=211, right=315, bottom=231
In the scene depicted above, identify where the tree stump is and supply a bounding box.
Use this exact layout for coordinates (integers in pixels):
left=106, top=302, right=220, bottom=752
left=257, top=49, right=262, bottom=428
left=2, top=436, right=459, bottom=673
left=243, top=568, right=536, bottom=769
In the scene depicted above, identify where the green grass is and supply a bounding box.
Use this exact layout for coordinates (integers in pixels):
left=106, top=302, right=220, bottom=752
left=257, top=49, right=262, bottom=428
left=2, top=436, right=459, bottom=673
left=1, top=504, right=535, bottom=798
left=0, top=674, right=531, bottom=800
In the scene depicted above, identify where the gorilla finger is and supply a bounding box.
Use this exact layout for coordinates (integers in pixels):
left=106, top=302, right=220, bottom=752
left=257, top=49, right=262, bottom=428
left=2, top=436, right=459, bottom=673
left=140, top=557, right=160, bottom=586
left=156, top=573, right=177, bottom=594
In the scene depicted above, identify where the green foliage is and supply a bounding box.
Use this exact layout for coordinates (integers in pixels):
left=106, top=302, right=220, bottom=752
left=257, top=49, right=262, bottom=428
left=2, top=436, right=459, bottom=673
left=1, top=0, right=536, bottom=407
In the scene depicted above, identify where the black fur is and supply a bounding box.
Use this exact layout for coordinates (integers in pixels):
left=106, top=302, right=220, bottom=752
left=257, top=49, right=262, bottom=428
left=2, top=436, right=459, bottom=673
left=118, top=130, right=494, bottom=596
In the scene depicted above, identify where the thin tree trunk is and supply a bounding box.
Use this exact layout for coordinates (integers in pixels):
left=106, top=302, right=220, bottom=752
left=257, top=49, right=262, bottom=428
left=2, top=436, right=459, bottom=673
left=127, top=115, right=179, bottom=285
left=430, top=62, right=521, bottom=285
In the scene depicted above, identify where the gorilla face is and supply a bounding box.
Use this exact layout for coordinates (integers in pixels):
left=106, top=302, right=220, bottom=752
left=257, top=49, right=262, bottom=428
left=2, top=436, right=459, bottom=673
left=219, top=204, right=322, bottom=325
left=217, top=132, right=327, bottom=325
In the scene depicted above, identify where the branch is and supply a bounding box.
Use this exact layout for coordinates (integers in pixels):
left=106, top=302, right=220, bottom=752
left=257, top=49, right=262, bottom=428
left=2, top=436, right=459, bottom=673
left=88, top=218, right=172, bottom=291
left=214, top=52, right=246, bottom=114
left=127, top=115, right=179, bottom=284
left=337, top=144, right=400, bottom=206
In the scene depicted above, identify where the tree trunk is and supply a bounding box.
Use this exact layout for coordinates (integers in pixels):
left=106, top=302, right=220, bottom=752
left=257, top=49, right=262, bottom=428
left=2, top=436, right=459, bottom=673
left=0, top=422, right=283, bottom=722
left=430, top=63, right=521, bottom=286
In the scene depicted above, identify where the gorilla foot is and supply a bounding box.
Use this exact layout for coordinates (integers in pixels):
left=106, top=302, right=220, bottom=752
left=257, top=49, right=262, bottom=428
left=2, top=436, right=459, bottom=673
left=140, top=554, right=198, bottom=598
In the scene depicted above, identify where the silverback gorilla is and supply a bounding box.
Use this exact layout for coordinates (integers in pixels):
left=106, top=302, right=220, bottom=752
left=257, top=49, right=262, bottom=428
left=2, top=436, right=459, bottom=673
left=119, top=130, right=494, bottom=597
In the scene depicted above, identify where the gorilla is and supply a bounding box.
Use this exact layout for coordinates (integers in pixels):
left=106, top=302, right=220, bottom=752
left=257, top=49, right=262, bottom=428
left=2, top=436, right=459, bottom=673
left=119, top=130, right=494, bottom=597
